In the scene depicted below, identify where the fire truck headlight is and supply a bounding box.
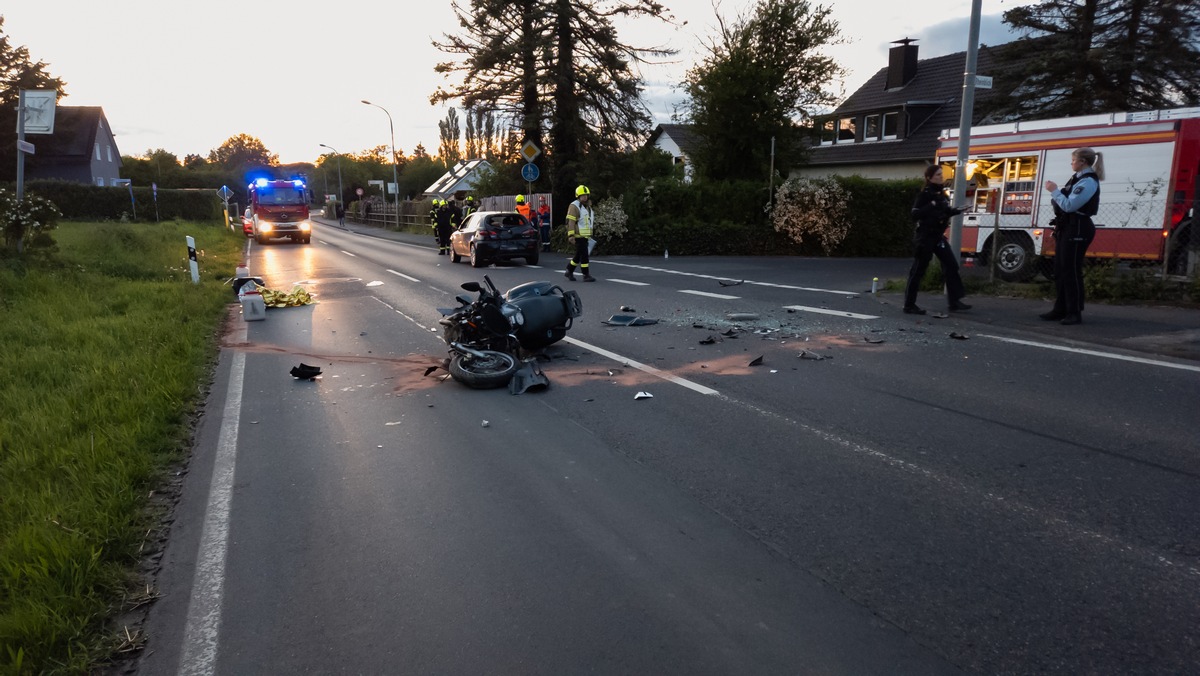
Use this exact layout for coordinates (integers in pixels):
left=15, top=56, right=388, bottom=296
left=299, top=221, right=312, bottom=232
left=260, top=222, right=273, bottom=233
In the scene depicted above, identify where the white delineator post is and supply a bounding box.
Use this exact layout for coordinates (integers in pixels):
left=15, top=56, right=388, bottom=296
left=186, top=236, right=199, bottom=284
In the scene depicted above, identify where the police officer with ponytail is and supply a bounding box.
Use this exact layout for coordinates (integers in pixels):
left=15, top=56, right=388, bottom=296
left=1041, top=147, right=1101, bottom=325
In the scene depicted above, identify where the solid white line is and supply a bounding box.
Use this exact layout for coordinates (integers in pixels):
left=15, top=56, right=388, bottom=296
left=680, top=289, right=740, bottom=300
left=782, top=304, right=880, bottom=320
left=564, top=336, right=719, bottom=396
left=177, top=351, right=244, bottom=676
left=608, top=279, right=650, bottom=286
left=387, top=269, right=421, bottom=282
left=979, top=334, right=1200, bottom=373
left=340, top=250, right=357, bottom=257
left=595, top=260, right=858, bottom=295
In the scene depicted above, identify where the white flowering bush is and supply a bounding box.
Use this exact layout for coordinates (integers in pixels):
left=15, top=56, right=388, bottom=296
left=1, top=189, right=61, bottom=252
left=592, top=196, right=628, bottom=240
left=770, top=177, right=851, bottom=254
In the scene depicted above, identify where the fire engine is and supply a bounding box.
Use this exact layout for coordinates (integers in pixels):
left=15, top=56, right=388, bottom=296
left=247, top=178, right=312, bottom=245
left=936, top=107, right=1200, bottom=281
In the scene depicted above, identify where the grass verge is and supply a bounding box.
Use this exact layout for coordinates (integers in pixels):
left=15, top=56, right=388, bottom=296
left=0, top=221, right=245, bottom=674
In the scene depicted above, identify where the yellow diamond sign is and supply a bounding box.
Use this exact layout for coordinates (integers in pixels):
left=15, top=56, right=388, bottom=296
left=520, top=140, right=541, bottom=162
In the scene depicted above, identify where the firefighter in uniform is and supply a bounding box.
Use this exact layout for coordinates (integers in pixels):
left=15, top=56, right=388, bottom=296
left=1042, top=147, right=1101, bottom=325
left=429, top=199, right=441, bottom=247
left=461, top=195, right=478, bottom=223
left=564, top=185, right=595, bottom=282
left=435, top=199, right=461, bottom=255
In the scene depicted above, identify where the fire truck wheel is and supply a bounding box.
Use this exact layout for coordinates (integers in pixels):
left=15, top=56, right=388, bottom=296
left=1167, top=220, right=1193, bottom=275
left=988, top=234, right=1036, bottom=282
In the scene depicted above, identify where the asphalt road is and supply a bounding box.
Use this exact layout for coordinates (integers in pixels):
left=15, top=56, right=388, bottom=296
left=135, top=220, right=1200, bottom=675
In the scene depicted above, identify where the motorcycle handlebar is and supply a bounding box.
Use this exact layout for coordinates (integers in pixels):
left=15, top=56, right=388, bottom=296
left=483, top=274, right=499, bottom=296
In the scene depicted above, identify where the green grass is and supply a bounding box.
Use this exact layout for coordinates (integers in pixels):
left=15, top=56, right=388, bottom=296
left=0, top=221, right=245, bottom=674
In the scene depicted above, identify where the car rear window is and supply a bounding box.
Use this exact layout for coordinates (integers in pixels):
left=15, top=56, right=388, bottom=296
left=486, top=215, right=529, bottom=229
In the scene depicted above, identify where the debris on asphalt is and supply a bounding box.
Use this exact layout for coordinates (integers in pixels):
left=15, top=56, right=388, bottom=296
left=620, top=305, right=635, bottom=312
left=798, top=350, right=830, bottom=361
left=262, top=286, right=316, bottom=307
left=508, top=360, right=550, bottom=395
left=721, top=329, right=739, bottom=337
left=931, top=312, right=949, bottom=319
left=718, top=279, right=744, bottom=287
left=726, top=313, right=760, bottom=321
left=603, top=314, right=659, bottom=326
left=699, top=335, right=720, bottom=345
left=481, top=420, right=490, bottom=427
left=634, top=391, right=654, bottom=400
left=289, top=363, right=323, bottom=380
left=863, top=337, right=886, bottom=344
left=950, top=332, right=970, bottom=340
left=748, top=355, right=764, bottom=366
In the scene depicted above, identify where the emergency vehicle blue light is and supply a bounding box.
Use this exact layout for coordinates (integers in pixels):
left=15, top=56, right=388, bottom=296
left=292, top=179, right=305, bottom=188
left=254, top=178, right=269, bottom=188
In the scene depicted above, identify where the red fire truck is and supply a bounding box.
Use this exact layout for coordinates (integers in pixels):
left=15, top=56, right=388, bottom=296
left=936, top=107, right=1200, bottom=280
left=247, top=178, right=312, bottom=245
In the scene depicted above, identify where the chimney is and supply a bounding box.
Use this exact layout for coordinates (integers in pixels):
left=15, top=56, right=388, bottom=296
left=885, top=38, right=919, bottom=90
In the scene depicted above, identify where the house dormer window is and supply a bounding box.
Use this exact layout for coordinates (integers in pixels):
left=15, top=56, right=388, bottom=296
left=883, top=112, right=899, bottom=139
left=864, top=115, right=880, bottom=142
left=837, top=117, right=856, bottom=143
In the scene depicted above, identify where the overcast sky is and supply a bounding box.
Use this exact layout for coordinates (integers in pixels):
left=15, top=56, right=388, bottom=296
left=4, top=1, right=1028, bottom=165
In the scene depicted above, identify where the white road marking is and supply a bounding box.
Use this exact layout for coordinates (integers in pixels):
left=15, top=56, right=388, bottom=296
left=178, top=350, right=245, bottom=676
left=340, top=250, right=356, bottom=257
left=595, top=260, right=858, bottom=295
left=372, top=296, right=434, bottom=331
left=387, top=269, right=420, bottom=282
left=680, top=289, right=740, bottom=300
left=609, top=279, right=650, bottom=286
left=564, top=337, right=719, bottom=396
left=979, top=334, right=1200, bottom=373
left=782, top=305, right=880, bottom=320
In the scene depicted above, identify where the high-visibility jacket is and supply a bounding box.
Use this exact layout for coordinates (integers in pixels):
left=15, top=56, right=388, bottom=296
left=566, top=200, right=593, bottom=237
left=516, top=203, right=532, bottom=220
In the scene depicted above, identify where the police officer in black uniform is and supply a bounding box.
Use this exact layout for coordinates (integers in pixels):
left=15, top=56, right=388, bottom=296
left=1041, top=147, right=1101, bottom=325
left=903, top=164, right=971, bottom=315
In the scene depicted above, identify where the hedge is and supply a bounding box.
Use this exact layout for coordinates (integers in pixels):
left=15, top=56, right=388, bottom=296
left=5, top=180, right=223, bottom=222
left=598, top=175, right=923, bottom=257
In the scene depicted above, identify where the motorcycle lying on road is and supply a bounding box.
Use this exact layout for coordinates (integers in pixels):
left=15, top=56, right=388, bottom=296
left=437, top=274, right=583, bottom=389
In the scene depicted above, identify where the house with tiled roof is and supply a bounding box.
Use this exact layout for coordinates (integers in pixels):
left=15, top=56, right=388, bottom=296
left=25, top=106, right=123, bottom=186
left=646, top=123, right=700, bottom=180
left=794, top=39, right=1009, bottom=180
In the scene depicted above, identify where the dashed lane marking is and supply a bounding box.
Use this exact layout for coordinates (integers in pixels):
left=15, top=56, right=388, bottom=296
left=782, top=304, right=880, bottom=320
left=680, top=289, right=741, bottom=300
left=387, top=269, right=421, bottom=283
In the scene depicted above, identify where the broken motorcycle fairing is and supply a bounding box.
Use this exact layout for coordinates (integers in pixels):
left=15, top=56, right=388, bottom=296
left=436, top=274, right=582, bottom=389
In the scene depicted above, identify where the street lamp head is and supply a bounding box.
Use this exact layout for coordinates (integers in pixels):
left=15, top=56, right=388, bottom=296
left=361, top=99, right=372, bottom=105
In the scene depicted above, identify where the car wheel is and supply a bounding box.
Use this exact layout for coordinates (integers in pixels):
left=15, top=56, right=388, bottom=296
left=526, top=252, right=540, bottom=266
left=450, top=246, right=462, bottom=263
left=470, top=246, right=485, bottom=268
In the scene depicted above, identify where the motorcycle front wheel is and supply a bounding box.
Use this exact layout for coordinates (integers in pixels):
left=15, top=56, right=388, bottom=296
left=448, top=350, right=519, bottom=389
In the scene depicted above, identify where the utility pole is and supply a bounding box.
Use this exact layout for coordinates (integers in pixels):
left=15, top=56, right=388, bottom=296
left=949, top=0, right=983, bottom=257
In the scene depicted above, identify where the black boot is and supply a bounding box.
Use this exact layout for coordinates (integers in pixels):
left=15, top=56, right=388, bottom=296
left=565, top=263, right=576, bottom=281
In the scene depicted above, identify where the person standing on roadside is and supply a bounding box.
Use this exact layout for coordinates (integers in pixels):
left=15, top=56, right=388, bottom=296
left=564, top=185, right=595, bottom=282
left=435, top=199, right=460, bottom=255
left=535, top=196, right=552, bottom=251
left=1041, top=147, right=1101, bottom=325
left=336, top=203, right=345, bottom=226
left=903, top=165, right=971, bottom=315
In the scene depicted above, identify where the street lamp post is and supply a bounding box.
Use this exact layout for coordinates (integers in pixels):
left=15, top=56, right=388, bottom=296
left=318, top=143, right=344, bottom=205
left=361, top=100, right=400, bottom=229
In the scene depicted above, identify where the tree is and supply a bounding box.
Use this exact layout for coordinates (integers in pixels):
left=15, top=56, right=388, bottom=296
left=207, top=134, right=278, bottom=171
left=0, top=17, right=68, bottom=181
left=433, top=0, right=675, bottom=219
left=681, top=0, right=843, bottom=181
left=464, top=106, right=500, bottom=161
left=993, top=0, right=1200, bottom=119
left=438, top=108, right=463, bottom=167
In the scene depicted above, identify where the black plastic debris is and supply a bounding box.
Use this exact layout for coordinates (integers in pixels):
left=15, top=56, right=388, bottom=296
left=620, top=305, right=635, bottom=312
left=863, top=337, right=885, bottom=344
left=423, top=359, right=450, bottom=377
left=949, top=332, right=969, bottom=340
left=290, top=363, right=322, bottom=380
left=748, top=355, right=764, bottom=366
left=721, top=329, right=739, bottom=337
left=231, top=276, right=266, bottom=296
left=509, top=360, right=550, bottom=394
left=726, top=313, right=759, bottom=321
left=718, top=279, right=744, bottom=287
left=603, top=314, right=659, bottom=326
left=699, top=336, right=719, bottom=345
left=798, top=350, right=828, bottom=361
left=692, top=323, right=706, bottom=329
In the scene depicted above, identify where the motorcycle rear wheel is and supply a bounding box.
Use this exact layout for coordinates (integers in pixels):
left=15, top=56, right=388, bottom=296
left=449, top=350, right=519, bottom=389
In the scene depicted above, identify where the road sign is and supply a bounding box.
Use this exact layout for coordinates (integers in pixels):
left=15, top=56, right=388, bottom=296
left=521, top=163, right=540, bottom=182
left=217, top=185, right=232, bottom=201
left=520, top=140, right=541, bottom=163
left=974, top=74, right=993, bottom=89
left=17, top=140, right=34, bottom=154
left=356, top=188, right=364, bottom=196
